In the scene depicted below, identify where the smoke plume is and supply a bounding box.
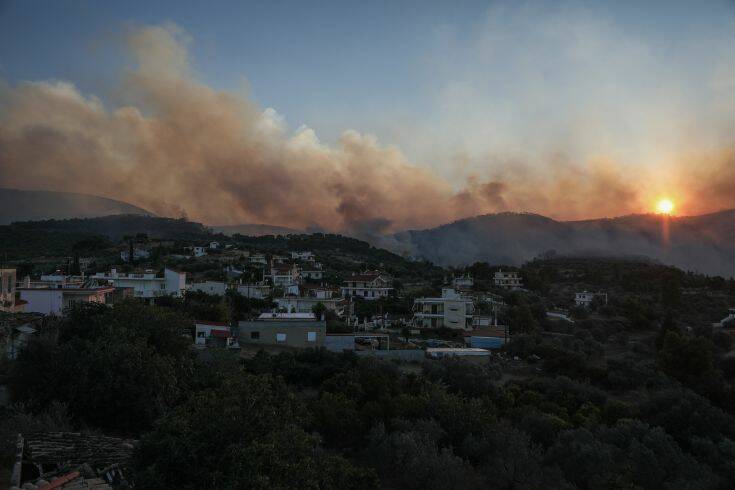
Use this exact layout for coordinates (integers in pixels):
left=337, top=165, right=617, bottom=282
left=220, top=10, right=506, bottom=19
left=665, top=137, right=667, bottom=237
left=1, top=22, right=734, bottom=233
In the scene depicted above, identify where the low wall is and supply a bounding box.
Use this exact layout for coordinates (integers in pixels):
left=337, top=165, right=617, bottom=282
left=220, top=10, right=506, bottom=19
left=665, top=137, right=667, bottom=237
left=355, top=350, right=425, bottom=361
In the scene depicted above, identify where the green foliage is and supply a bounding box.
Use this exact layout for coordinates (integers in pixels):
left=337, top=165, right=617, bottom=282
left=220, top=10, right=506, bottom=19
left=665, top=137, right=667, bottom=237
left=134, top=373, right=378, bottom=489
left=8, top=301, right=193, bottom=433
left=0, top=402, right=73, bottom=467
left=546, top=420, right=718, bottom=488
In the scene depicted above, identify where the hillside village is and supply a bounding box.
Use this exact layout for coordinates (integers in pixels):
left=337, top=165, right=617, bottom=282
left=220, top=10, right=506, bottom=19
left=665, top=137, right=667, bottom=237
left=2, top=216, right=735, bottom=488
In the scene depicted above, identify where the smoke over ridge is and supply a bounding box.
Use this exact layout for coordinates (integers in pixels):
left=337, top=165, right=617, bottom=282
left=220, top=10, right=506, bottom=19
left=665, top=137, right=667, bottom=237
left=1, top=22, right=734, bottom=233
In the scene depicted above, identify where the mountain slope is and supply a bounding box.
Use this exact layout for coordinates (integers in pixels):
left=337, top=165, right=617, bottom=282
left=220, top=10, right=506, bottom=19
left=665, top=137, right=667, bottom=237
left=212, top=223, right=302, bottom=236
left=391, top=210, right=735, bottom=277
left=0, top=188, right=152, bottom=224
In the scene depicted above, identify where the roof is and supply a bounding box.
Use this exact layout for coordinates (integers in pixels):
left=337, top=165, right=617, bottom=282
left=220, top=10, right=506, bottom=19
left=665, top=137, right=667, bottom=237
left=15, top=432, right=135, bottom=489
left=258, top=312, right=316, bottom=320
left=18, top=286, right=115, bottom=294
left=345, top=274, right=383, bottom=282
left=23, top=432, right=135, bottom=470
left=195, top=320, right=229, bottom=326
left=426, top=348, right=491, bottom=355
left=464, top=327, right=508, bottom=338
left=210, top=329, right=231, bottom=338
left=299, top=283, right=337, bottom=291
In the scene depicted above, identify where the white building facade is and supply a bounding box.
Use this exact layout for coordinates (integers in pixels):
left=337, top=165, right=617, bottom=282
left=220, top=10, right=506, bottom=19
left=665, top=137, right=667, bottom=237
left=575, top=291, right=608, bottom=308
left=412, top=288, right=474, bottom=330
left=341, top=272, right=393, bottom=300
left=92, top=268, right=186, bottom=300
left=189, top=281, right=228, bottom=296
left=19, top=286, right=115, bottom=315
left=494, top=270, right=523, bottom=290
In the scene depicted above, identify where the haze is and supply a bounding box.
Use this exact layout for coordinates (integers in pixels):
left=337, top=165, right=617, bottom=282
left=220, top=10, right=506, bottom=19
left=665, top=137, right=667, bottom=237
left=1, top=0, right=735, bottom=232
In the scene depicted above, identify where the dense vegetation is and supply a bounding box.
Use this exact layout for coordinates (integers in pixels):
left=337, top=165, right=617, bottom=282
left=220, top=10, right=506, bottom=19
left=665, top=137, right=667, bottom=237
left=3, top=217, right=735, bottom=487
left=3, top=294, right=735, bottom=488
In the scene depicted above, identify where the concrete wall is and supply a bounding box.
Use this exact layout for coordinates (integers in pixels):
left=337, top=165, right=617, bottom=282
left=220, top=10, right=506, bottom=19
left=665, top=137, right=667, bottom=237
left=19, top=289, right=63, bottom=315
left=275, top=297, right=340, bottom=313
left=238, top=320, right=326, bottom=348
left=189, top=281, right=228, bottom=296
left=355, top=350, right=425, bottom=361
left=325, top=335, right=355, bottom=352
left=165, top=268, right=186, bottom=296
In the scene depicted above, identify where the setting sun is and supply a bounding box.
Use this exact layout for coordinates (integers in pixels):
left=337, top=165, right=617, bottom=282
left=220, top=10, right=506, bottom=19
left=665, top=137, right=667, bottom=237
left=656, top=198, right=675, bottom=215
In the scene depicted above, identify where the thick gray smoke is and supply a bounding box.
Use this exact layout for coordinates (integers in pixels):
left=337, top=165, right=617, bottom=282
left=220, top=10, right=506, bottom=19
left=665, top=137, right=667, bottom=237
left=1, top=23, right=734, bottom=233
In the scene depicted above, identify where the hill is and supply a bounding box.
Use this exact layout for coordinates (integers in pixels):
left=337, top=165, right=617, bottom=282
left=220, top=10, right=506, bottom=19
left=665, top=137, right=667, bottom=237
left=390, top=210, right=735, bottom=277
left=212, top=223, right=302, bottom=236
left=0, top=188, right=152, bottom=224
left=0, top=215, right=211, bottom=260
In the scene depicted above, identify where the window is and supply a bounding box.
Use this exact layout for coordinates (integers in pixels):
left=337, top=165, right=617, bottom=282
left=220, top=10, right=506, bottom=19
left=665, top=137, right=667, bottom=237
left=307, top=331, right=317, bottom=342
left=250, top=331, right=260, bottom=340
left=276, top=333, right=287, bottom=343
left=197, top=331, right=206, bottom=338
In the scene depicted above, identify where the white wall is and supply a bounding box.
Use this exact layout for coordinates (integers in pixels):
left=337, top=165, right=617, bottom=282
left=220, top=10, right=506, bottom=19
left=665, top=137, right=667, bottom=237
left=20, top=289, right=63, bottom=315
left=189, top=281, right=227, bottom=295
left=164, top=268, right=186, bottom=296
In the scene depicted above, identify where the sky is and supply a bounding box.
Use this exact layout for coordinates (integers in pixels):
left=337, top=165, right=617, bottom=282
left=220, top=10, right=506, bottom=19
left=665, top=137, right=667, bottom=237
left=1, top=0, right=735, bottom=230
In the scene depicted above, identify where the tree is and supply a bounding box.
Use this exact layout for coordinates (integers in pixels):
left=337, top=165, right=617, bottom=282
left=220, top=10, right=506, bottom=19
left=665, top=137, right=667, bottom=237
left=8, top=301, right=193, bottom=433
left=546, top=420, right=718, bottom=488
left=401, top=325, right=411, bottom=344
left=508, top=302, right=538, bottom=334
left=312, top=301, right=327, bottom=320
left=658, top=331, right=716, bottom=385
left=133, top=373, right=378, bottom=489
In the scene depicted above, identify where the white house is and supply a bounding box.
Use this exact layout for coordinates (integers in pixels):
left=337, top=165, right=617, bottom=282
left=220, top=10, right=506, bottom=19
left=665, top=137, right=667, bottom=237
left=189, top=281, right=228, bottom=296
left=209, top=241, right=221, bottom=250
left=300, top=284, right=339, bottom=299
left=275, top=296, right=345, bottom=316
left=713, top=308, right=735, bottom=328
left=19, top=285, right=115, bottom=316
left=192, top=246, right=207, bottom=258
left=494, top=270, right=523, bottom=290
left=120, top=248, right=151, bottom=262
left=412, top=288, right=474, bottom=330
left=575, top=291, right=608, bottom=308
left=78, top=256, right=95, bottom=271
left=266, top=264, right=300, bottom=287
left=236, top=282, right=272, bottom=299
left=92, top=268, right=186, bottom=301
left=341, top=272, right=393, bottom=300
left=300, top=263, right=324, bottom=281
left=194, top=321, right=238, bottom=348
left=38, top=273, right=78, bottom=287
left=249, top=254, right=268, bottom=265
left=452, top=275, right=474, bottom=291
left=291, top=251, right=314, bottom=261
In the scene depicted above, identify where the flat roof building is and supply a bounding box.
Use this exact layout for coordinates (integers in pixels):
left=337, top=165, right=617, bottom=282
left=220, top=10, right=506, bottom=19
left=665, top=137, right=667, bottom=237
left=18, top=285, right=115, bottom=316
left=92, top=268, right=185, bottom=301
left=239, top=313, right=326, bottom=349
left=412, top=288, right=474, bottom=330
left=494, top=270, right=523, bottom=290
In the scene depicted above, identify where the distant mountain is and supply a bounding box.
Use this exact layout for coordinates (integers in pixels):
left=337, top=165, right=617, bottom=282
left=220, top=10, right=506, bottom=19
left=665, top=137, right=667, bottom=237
left=390, top=210, right=735, bottom=277
left=212, top=223, right=302, bottom=236
left=0, top=188, right=152, bottom=224
left=0, top=215, right=212, bottom=260
left=7, top=215, right=211, bottom=241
